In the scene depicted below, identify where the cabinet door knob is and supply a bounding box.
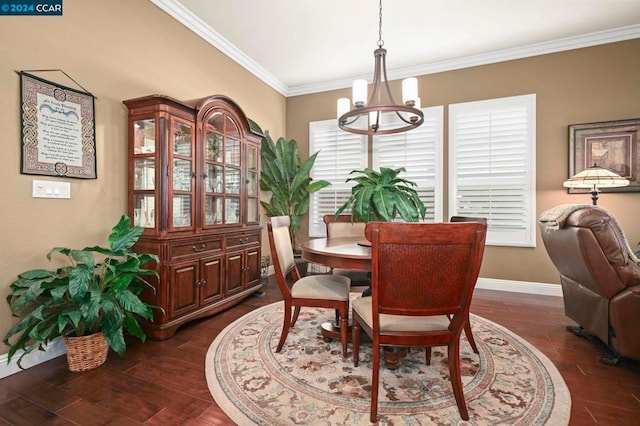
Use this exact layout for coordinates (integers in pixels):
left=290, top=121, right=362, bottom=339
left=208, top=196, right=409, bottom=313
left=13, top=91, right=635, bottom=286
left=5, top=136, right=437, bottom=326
left=200, top=279, right=207, bottom=287
left=192, top=244, right=206, bottom=252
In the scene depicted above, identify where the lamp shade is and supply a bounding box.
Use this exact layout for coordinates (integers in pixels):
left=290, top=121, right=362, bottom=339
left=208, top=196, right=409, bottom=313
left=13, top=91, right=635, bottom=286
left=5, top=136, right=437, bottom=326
left=563, top=164, right=630, bottom=189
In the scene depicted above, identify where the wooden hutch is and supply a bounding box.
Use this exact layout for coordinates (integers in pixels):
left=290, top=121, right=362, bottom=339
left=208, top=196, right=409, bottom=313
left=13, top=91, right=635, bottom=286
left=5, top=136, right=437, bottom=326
left=123, top=94, right=263, bottom=340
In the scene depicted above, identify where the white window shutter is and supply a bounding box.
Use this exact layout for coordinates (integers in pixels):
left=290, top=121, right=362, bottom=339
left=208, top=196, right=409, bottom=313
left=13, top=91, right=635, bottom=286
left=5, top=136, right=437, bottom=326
left=373, top=106, right=444, bottom=222
left=449, top=94, right=536, bottom=247
left=309, top=119, right=367, bottom=237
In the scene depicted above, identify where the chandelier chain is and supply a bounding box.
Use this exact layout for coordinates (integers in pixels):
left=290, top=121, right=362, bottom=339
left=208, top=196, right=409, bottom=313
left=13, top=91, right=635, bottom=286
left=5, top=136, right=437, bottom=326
left=377, top=0, right=384, bottom=48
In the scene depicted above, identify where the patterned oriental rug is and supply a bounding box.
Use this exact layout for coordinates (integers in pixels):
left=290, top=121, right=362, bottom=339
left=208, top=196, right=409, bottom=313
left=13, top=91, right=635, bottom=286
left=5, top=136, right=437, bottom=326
left=205, top=301, right=571, bottom=425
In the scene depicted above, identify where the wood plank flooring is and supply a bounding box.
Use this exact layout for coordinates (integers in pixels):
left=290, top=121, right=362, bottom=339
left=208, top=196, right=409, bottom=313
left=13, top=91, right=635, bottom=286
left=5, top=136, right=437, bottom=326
left=1, top=278, right=639, bottom=425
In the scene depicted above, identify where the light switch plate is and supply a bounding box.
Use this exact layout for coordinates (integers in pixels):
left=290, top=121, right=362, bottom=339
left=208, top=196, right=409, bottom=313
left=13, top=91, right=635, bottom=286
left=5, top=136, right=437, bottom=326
left=32, top=180, right=71, bottom=199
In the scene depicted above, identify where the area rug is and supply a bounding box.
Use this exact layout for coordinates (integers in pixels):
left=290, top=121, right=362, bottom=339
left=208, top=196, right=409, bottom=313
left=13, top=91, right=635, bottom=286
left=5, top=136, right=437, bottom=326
left=205, top=300, right=571, bottom=425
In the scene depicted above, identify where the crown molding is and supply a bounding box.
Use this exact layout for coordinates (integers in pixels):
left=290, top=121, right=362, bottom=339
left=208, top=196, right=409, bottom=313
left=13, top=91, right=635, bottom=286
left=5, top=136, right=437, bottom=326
left=289, top=24, right=640, bottom=96
left=150, top=0, right=288, bottom=96
left=151, top=0, right=640, bottom=98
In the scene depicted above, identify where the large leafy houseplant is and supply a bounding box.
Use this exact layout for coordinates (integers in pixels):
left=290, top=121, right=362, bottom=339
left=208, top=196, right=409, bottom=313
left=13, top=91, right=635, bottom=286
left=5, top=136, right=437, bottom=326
left=3, top=215, right=159, bottom=368
left=336, top=167, right=427, bottom=222
left=259, top=130, right=331, bottom=247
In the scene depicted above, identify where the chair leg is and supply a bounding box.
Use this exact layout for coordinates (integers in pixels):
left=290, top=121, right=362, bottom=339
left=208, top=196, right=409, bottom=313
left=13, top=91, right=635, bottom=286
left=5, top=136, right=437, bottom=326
left=465, top=314, right=479, bottom=354
left=370, top=339, right=380, bottom=423
left=291, top=306, right=301, bottom=326
left=353, top=319, right=360, bottom=366
left=276, top=302, right=292, bottom=353
left=339, top=308, right=348, bottom=358
left=425, top=347, right=432, bottom=365
left=448, top=340, right=469, bottom=420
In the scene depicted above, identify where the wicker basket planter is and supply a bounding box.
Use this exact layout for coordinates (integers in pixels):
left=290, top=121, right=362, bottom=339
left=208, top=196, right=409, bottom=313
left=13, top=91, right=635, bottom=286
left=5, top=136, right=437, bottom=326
left=63, top=332, right=109, bottom=372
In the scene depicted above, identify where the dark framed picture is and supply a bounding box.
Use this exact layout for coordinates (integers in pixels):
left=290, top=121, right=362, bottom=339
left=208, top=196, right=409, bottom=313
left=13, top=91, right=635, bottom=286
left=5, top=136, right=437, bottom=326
left=568, top=118, right=640, bottom=193
left=20, top=72, right=96, bottom=179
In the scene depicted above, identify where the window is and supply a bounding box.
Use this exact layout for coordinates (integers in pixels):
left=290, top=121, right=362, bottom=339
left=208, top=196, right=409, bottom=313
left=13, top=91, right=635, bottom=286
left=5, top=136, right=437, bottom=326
left=308, top=119, right=367, bottom=236
left=449, top=94, right=536, bottom=247
left=373, top=106, right=444, bottom=223
left=309, top=107, right=443, bottom=236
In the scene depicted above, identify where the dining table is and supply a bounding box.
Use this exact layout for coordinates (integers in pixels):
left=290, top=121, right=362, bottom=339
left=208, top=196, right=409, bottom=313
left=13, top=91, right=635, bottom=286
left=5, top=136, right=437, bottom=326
left=300, top=236, right=372, bottom=272
left=300, top=236, right=407, bottom=369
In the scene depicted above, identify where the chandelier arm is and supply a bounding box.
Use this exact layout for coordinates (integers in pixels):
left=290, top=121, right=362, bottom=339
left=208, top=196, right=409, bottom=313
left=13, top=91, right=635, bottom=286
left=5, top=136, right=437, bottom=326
left=380, top=51, right=400, bottom=107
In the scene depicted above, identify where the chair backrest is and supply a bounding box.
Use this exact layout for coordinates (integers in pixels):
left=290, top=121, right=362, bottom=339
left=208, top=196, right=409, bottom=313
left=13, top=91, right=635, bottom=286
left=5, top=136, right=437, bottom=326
left=365, top=222, right=487, bottom=322
left=538, top=204, right=640, bottom=348
left=267, top=216, right=300, bottom=297
left=539, top=205, right=637, bottom=298
left=323, top=214, right=366, bottom=239
left=450, top=215, right=488, bottom=227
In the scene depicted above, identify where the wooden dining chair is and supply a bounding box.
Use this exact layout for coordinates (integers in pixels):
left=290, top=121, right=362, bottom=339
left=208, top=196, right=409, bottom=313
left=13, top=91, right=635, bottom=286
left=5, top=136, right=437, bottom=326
left=323, top=214, right=369, bottom=287
left=352, top=221, right=487, bottom=422
left=449, top=215, right=488, bottom=354
left=267, top=216, right=351, bottom=358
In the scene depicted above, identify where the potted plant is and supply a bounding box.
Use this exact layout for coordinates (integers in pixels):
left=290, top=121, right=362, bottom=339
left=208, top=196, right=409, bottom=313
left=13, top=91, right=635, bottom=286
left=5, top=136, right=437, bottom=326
left=259, top=129, right=331, bottom=249
left=335, top=167, right=427, bottom=222
left=3, top=215, right=159, bottom=371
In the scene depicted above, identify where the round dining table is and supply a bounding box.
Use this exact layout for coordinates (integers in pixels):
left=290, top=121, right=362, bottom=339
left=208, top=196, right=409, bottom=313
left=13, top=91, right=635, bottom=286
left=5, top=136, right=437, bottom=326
left=300, top=236, right=371, bottom=272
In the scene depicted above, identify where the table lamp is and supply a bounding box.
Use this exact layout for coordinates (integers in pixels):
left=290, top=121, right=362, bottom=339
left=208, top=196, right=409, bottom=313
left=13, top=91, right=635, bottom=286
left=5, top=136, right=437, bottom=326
left=563, top=163, right=629, bottom=205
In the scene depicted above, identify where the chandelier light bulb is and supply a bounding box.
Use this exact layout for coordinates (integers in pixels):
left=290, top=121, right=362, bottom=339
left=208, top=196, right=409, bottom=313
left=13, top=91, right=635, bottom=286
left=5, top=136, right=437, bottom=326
left=402, top=78, right=418, bottom=105
left=352, top=79, right=368, bottom=107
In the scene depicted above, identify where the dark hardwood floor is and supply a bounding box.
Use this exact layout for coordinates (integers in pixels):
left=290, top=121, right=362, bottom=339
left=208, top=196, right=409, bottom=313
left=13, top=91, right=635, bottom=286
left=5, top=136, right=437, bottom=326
left=1, top=278, right=639, bottom=425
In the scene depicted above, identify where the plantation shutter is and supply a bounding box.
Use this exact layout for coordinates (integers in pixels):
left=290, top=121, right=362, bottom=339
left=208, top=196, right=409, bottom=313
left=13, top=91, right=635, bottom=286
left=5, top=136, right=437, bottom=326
left=372, top=106, right=444, bottom=222
left=309, top=119, right=367, bottom=237
left=449, top=94, right=536, bottom=247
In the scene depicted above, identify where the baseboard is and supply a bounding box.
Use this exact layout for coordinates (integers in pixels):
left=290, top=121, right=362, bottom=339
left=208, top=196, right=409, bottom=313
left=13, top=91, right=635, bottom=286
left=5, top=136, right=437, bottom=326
left=476, top=278, right=563, bottom=297
left=0, top=275, right=561, bottom=378
left=0, top=337, right=66, bottom=379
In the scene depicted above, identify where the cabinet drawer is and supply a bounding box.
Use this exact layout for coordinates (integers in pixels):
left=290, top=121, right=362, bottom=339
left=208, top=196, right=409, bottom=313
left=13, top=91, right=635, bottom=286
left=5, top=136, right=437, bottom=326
left=226, top=233, right=260, bottom=249
left=171, top=237, right=222, bottom=259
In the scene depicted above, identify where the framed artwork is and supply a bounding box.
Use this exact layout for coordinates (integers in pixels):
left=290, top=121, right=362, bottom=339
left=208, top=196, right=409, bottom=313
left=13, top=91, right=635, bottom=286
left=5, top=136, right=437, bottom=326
left=568, top=118, right=640, bottom=193
left=20, top=72, right=96, bottom=179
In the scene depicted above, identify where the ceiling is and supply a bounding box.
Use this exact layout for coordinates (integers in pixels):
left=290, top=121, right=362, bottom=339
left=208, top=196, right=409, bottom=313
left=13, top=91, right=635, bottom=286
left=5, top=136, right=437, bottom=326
left=152, top=0, right=640, bottom=96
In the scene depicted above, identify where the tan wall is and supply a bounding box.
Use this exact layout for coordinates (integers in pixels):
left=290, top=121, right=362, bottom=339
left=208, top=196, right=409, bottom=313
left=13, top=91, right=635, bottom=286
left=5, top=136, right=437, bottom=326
left=0, top=0, right=286, bottom=352
left=287, top=39, right=640, bottom=285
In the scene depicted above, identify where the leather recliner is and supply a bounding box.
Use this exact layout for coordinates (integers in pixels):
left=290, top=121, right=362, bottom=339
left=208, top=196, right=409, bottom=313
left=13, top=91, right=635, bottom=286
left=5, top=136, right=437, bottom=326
left=539, top=204, right=640, bottom=363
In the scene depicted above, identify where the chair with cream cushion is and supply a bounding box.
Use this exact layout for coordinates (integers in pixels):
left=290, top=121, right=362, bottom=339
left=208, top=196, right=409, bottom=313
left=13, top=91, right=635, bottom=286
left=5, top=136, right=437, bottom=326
left=323, top=214, right=369, bottom=286
left=267, top=216, right=351, bottom=358
left=352, top=221, right=487, bottom=422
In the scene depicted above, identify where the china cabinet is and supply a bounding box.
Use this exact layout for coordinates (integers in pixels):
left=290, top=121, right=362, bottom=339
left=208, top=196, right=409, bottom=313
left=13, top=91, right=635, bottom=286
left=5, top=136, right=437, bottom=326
left=123, top=94, right=263, bottom=340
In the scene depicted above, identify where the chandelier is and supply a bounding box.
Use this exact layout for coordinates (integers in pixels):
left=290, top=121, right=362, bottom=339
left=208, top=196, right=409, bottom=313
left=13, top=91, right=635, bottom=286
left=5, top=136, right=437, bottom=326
left=337, top=0, right=424, bottom=136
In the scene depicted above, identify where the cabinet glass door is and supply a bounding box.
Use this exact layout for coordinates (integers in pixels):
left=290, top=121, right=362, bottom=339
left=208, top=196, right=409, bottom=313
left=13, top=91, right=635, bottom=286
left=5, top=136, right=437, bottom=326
left=205, top=196, right=223, bottom=225
left=132, top=119, right=156, bottom=228
left=225, top=198, right=240, bottom=224
left=246, top=144, right=259, bottom=223
left=171, top=119, right=194, bottom=230
left=133, top=194, right=155, bottom=228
